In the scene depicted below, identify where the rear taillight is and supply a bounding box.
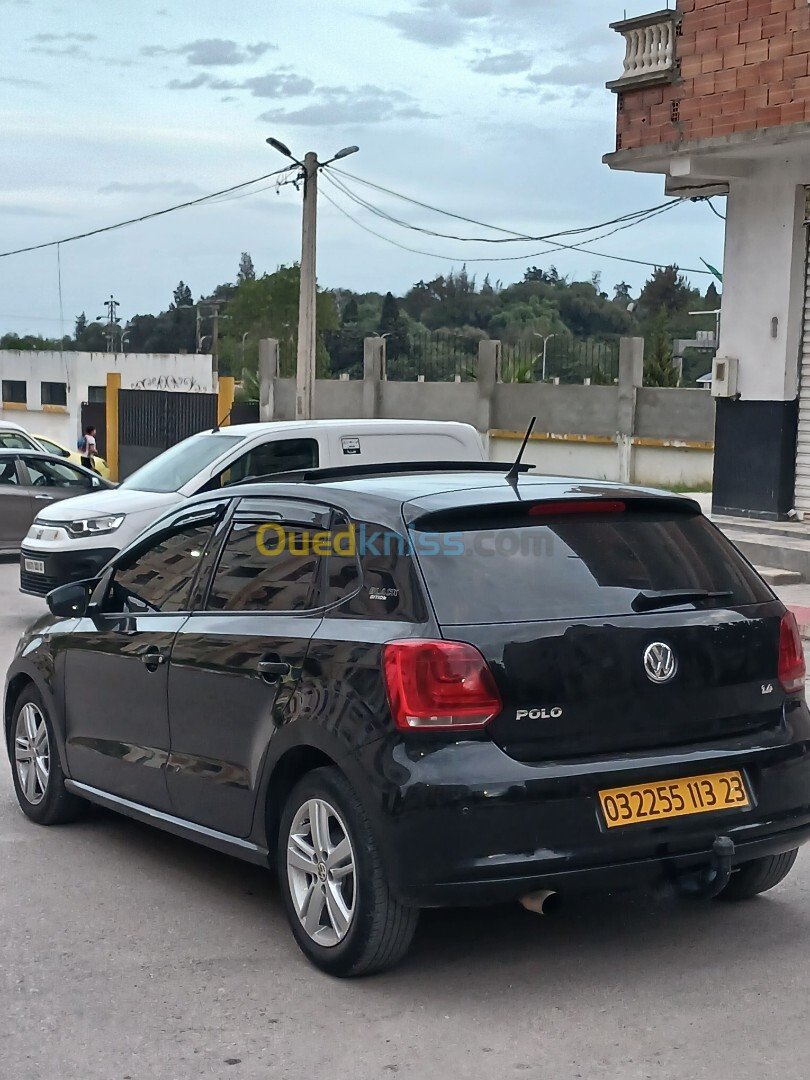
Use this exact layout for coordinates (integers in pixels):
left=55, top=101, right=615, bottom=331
left=383, top=640, right=502, bottom=732
left=779, top=612, right=806, bottom=694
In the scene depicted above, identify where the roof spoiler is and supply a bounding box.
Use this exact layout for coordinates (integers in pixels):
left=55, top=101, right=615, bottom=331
left=233, top=460, right=535, bottom=486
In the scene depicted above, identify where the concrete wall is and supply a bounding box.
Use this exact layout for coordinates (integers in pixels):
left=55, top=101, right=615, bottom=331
left=490, top=435, right=620, bottom=482
left=636, top=387, right=715, bottom=441
left=0, top=350, right=214, bottom=446
left=259, top=337, right=716, bottom=490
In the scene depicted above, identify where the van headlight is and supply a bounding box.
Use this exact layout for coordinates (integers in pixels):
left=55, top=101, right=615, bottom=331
left=65, top=514, right=126, bottom=538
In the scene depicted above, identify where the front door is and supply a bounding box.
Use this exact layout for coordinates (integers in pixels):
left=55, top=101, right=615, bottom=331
left=166, top=498, right=328, bottom=836
left=63, top=517, right=217, bottom=809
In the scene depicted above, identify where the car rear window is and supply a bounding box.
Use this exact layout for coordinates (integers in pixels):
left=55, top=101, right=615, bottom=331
left=412, top=503, right=772, bottom=625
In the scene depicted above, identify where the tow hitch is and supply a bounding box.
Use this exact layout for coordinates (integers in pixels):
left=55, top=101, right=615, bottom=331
left=672, top=835, right=736, bottom=899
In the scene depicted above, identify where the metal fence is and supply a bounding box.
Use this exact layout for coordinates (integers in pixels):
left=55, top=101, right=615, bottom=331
left=500, top=337, right=620, bottom=385
left=385, top=332, right=478, bottom=382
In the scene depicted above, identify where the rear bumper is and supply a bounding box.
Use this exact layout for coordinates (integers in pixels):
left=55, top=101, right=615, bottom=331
left=350, top=706, right=810, bottom=907
left=19, top=545, right=117, bottom=597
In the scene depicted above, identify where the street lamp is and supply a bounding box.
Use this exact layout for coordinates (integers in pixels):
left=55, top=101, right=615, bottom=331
left=266, top=136, right=360, bottom=419
left=533, top=333, right=556, bottom=382
left=241, top=331, right=250, bottom=369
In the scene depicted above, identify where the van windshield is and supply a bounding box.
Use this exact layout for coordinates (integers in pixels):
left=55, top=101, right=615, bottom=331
left=121, top=433, right=244, bottom=493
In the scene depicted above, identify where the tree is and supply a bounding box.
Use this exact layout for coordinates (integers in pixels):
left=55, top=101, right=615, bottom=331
left=74, top=312, right=87, bottom=338
left=237, top=252, right=256, bottom=284
left=173, top=281, right=193, bottom=308
left=613, top=281, right=632, bottom=305
left=644, top=309, right=679, bottom=387
left=705, top=282, right=720, bottom=306
left=221, top=264, right=339, bottom=378
left=342, top=297, right=359, bottom=325
left=639, top=265, right=693, bottom=316
left=378, top=291, right=410, bottom=360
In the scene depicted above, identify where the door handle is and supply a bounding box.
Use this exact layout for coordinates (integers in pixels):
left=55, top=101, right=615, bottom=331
left=141, top=647, right=167, bottom=672
left=257, top=657, right=292, bottom=683
left=33, top=495, right=55, bottom=501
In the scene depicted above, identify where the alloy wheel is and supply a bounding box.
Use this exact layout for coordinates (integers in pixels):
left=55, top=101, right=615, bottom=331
left=286, top=797, right=356, bottom=947
left=14, top=703, right=50, bottom=806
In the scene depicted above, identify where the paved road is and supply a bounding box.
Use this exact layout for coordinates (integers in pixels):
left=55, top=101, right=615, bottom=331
left=2, top=557, right=810, bottom=1080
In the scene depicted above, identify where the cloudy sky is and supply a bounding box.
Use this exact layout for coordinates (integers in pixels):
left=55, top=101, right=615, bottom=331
left=0, top=0, right=723, bottom=337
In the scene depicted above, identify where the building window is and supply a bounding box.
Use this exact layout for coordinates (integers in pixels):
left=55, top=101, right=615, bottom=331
left=2, top=380, right=27, bottom=405
left=87, top=385, right=106, bottom=403
left=41, top=381, right=67, bottom=406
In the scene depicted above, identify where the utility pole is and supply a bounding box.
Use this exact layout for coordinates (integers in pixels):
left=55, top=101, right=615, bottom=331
left=266, top=138, right=359, bottom=420
left=205, top=299, right=227, bottom=387
left=296, top=151, right=318, bottom=421
left=97, top=295, right=120, bottom=353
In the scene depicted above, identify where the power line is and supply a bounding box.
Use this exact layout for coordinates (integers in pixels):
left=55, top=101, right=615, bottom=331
left=0, top=166, right=295, bottom=259
left=706, top=199, right=726, bottom=222
left=319, top=176, right=709, bottom=273
left=328, top=166, right=676, bottom=244
left=327, top=170, right=680, bottom=251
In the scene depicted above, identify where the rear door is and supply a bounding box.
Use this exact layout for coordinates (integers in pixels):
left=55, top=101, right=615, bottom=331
left=0, top=455, right=33, bottom=549
left=165, top=497, right=328, bottom=836
left=411, top=499, right=782, bottom=763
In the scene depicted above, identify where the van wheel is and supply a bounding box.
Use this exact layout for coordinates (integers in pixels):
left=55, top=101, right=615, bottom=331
left=715, top=850, right=799, bottom=901
left=278, top=767, right=419, bottom=976
left=10, top=687, right=83, bottom=826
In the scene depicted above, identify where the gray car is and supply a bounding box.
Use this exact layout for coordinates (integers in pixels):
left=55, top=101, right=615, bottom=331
left=0, top=450, right=113, bottom=555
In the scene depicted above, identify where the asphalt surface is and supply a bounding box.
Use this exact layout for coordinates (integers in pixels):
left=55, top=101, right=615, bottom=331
left=2, top=556, right=810, bottom=1080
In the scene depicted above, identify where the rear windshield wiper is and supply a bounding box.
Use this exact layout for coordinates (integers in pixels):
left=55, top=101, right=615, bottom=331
left=632, top=589, right=733, bottom=613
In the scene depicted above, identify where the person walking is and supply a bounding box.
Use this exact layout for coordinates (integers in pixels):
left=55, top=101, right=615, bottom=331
left=78, top=425, right=98, bottom=472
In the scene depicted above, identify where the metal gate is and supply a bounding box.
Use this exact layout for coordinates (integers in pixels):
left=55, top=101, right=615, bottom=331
left=795, top=188, right=810, bottom=512
left=118, top=389, right=218, bottom=479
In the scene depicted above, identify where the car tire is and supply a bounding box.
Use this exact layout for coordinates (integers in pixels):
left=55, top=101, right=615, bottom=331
left=715, top=849, right=799, bottom=902
left=9, top=686, right=83, bottom=826
left=277, top=766, right=419, bottom=977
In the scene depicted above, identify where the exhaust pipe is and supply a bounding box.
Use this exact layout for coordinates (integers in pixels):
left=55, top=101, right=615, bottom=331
left=519, top=889, right=560, bottom=915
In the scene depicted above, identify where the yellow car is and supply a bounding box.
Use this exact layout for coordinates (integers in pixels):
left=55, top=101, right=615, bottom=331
left=33, top=434, right=111, bottom=480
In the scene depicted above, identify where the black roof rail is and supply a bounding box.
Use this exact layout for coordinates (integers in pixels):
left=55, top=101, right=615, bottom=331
left=234, top=460, right=535, bottom=487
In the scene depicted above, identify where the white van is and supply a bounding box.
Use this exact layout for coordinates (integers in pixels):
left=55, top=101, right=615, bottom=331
left=19, top=419, right=485, bottom=595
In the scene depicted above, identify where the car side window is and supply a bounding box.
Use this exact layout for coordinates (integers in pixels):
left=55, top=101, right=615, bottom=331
left=0, top=433, right=35, bottom=450
left=0, top=458, right=19, bottom=485
left=107, top=523, right=215, bottom=614
left=325, top=519, right=428, bottom=622
left=21, top=457, right=95, bottom=489
left=218, top=438, right=319, bottom=487
left=206, top=519, right=319, bottom=612
left=36, top=438, right=69, bottom=458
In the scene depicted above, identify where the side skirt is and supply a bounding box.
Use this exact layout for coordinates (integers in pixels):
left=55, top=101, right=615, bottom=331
left=65, top=780, right=271, bottom=867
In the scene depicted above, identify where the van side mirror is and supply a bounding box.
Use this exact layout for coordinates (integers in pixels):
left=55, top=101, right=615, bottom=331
left=47, top=582, right=91, bottom=618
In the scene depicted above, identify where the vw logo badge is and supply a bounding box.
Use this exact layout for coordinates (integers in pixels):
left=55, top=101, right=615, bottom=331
left=644, top=642, right=677, bottom=684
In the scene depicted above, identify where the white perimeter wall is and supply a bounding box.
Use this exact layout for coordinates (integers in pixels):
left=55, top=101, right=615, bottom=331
left=489, top=435, right=713, bottom=489
left=0, top=351, right=213, bottom=445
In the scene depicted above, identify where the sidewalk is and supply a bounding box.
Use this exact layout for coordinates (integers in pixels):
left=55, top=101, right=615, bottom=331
left=775, top=583, right=810, bottom=639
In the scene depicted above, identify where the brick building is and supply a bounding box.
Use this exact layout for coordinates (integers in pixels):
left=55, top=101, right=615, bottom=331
left=605, top=0, right=810, bottom=518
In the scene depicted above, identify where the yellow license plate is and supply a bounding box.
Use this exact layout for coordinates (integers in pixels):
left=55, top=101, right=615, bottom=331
left=599, top=770, right=750, bottom=829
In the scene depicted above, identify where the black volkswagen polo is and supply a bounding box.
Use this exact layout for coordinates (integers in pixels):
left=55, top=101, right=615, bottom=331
left=5, top=464, right=810, bottom=976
